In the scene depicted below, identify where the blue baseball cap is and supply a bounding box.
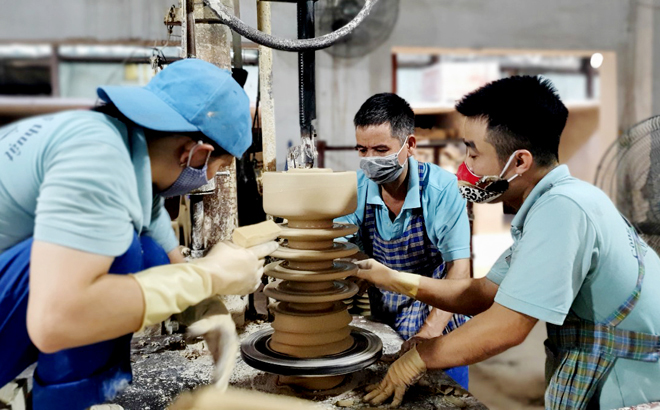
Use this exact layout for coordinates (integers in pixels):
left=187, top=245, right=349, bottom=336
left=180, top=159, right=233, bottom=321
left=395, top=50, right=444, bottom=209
left=97, top=58, right=251, bottom=158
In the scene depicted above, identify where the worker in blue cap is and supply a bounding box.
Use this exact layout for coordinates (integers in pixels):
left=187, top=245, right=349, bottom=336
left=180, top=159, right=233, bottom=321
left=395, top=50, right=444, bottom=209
left=0, top=59, right=278, bottom=409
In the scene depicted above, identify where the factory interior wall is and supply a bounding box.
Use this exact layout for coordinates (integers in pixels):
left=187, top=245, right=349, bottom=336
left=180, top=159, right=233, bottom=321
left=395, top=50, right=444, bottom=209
left=1, top=0, right=656, bottom=179
left=236, top=0, right=644, bottom=269
left=238, top=0, right=654, bottom=179
left=0, top=0, right=657, bottom=160
left=0, top=0, right=175, bottom=43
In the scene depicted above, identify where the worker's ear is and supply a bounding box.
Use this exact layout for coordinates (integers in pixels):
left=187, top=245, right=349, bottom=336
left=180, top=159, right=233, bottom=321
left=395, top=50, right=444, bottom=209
left=512, top=149, right=533, bottom=176
left=406, top=135, right=416, bottom=158
left=180, top=139, right=214, bottom=169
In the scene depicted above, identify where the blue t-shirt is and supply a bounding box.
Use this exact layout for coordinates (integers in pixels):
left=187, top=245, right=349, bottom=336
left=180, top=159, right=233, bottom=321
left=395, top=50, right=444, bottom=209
left=487, top=165, right=660, bottom=408
left=336, top=157, right=471, bottom=262
left=0, top=111, right=177, bottom=257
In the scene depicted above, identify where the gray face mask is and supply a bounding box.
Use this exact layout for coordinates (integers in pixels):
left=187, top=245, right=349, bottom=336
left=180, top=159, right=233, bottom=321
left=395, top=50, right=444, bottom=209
left=359, top=137, right=409, bottom=185
left=159, top=141, right=211, bottom=198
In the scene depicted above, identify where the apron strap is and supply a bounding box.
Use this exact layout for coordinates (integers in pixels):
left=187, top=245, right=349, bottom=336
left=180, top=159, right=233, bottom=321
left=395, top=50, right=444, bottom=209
left=548, top=316, right=660, bottom=362
left=603, top=218, right=646, bottom=327
left=544, top=216, right=658, bottom=409
left=418, top=161, right=426, bottom=194
left=545, top=349, right=617, bottom=410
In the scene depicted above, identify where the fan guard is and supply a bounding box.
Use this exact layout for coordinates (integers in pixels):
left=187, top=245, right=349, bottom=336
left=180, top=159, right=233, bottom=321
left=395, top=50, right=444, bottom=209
left=595, top=115, right=660, bottom=252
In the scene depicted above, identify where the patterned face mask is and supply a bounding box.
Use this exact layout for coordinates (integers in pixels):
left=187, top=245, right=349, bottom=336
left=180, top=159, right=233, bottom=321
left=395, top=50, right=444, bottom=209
left=456, top=151, right=520, bottom=203
left=159, top=141, right=211, bottom=198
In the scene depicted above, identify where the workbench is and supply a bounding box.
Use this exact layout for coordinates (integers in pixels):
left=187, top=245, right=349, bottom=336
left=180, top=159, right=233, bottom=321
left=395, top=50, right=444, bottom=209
left=111, top=317, right=488, bottom=410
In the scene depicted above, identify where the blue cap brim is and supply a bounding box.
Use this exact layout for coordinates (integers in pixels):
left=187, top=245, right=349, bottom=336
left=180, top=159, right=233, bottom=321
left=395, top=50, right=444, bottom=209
left=97, top=86, right=199, bottom=133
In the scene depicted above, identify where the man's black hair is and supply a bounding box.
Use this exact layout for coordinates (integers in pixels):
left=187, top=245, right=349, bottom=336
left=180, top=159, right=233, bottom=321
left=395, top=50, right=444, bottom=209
left=354, top=93, right=415, bottom=144
left=455, top=75, right=568, bottom=167
left=92, top=103, right=230, bottom=158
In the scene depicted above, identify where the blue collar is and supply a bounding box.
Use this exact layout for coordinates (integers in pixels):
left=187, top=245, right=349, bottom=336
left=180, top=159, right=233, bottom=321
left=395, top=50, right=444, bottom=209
left=365, top=157, right=422, bottom=210
left=511, top=165, right=571, bottom=230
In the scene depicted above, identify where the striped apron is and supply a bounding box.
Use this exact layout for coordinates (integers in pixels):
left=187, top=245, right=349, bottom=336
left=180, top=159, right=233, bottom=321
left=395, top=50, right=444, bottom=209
left=361, top=162, right=469, bottom=340
left=545, top=219, right=660, bottom=409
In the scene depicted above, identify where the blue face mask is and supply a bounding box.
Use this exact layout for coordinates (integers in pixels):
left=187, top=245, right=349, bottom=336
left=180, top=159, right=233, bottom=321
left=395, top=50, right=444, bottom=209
left=359, top=137, right=409, bottom=185
left=159, top=141, right=211, bottom=198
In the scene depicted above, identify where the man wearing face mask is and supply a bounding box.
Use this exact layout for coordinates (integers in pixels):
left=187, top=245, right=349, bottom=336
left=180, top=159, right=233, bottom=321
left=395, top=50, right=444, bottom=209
left=355, top=76, right=660, bottom=409
left=336, top=93, right=472, bottom=389
left=0, top=59, right=278, bottom=409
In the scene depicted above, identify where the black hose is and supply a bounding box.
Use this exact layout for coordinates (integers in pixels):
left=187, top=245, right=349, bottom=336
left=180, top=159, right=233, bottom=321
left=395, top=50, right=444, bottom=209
left=203, top=0, right=379, bottom=52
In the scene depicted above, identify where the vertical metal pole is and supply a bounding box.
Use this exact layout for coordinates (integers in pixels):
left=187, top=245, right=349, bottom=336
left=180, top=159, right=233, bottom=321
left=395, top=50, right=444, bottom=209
left=190, top=196, right=205, bottom=259
left=391, top=53, right=398, bottom=93
left=257, top=0, right=277, bottom=172
left=232, top=0, right=243, bottom=69
left=297, top=0, right=316, bottom=144
left=185, top=0, right=197, bottom=58
left=50, top=45, right=60, bottom=97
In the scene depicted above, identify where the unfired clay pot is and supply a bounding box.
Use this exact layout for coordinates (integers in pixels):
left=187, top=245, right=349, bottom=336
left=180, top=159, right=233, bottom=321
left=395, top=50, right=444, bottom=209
left=262, top=169, right=357, bottom=227
left=259, top=168, right=361, bottom=387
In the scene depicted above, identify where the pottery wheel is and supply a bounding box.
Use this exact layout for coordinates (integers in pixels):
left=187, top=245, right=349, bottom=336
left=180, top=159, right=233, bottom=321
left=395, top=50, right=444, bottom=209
left=240, top=327, right=382, bottom=377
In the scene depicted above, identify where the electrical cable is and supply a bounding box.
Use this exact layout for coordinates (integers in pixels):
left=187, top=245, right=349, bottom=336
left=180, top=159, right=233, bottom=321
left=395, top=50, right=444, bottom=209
left=203, top=0, right=379, bottom=52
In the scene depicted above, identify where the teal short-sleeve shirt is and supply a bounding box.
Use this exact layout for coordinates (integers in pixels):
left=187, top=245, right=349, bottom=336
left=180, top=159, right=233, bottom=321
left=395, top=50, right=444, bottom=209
left=335, top=157, right=471, bottom=262
left=0, top=111, right=178, bottom=257
left=487, top=165, right=660, bottom=408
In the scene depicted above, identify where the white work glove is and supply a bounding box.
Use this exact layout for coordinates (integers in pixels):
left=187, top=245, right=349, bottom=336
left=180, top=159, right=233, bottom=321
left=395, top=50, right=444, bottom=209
left=132, top=241, right=278, bottom=331
left=363, top=345, right=427, bottom=407
left=188, top=311, right=238, bottom=393
left=354, top=259, right=422, bottom=298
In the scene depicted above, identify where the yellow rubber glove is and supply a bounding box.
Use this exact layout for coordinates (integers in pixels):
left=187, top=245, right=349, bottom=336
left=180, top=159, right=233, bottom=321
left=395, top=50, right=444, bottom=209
left=354, top=259, right=421, bottom=298
left=132, top=241, right=278, bottom=331
left=363, top=345, right=427, bottom=407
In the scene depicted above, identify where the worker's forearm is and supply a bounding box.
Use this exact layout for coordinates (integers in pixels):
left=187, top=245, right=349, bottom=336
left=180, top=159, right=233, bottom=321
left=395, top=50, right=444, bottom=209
left=415, top=276, right=496, bottom=316
left=413, top=258, right=480, bottom=320
left=444, top=258, right=471, bottom=280
left=28, top=273, right=145, bottom=353
left=416, top=303, right=536, bottom=369
left=416, top=259, right=470, bottom=336
left=416, top=307, right=452, bottom=338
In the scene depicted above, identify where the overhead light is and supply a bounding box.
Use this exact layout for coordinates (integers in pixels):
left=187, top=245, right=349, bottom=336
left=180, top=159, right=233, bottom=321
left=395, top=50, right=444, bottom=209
left=590, top=53, right=603, bottom=69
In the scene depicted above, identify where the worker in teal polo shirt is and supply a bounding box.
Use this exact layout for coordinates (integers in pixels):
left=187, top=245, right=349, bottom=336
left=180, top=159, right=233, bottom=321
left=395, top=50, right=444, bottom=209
left=0, top=59, right=277, bottom=409
left=354, top=76, right=660, bottom=408
left=336, top=93, right=472, bottom=389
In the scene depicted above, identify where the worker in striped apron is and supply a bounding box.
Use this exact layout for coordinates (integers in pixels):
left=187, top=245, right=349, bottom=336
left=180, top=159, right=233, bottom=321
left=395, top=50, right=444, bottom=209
left=355, top=76, right=660, bottom=408
left=361, top=162, right=468, bottom=340
left=544, top=218, right=660, bottom=409
left=336, top=93, right=472, bottom=389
